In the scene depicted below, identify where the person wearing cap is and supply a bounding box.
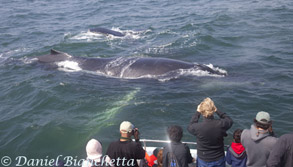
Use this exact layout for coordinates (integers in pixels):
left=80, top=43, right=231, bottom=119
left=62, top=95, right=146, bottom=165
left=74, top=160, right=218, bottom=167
left=241, top=111, right=278, bottom=167
left=106, top=121, right=145, bottom=167
left=188, top=97, right=233, bottom=167
left=82, top=139, right=104, bottom=167
left=266, top=132, right=293, bottom=167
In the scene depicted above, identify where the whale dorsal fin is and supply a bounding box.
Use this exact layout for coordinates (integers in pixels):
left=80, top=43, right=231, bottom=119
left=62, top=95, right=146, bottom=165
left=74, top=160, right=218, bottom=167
left=36, top=49, right=72, bottom=63
left=51, top=49, right=63, bottom=55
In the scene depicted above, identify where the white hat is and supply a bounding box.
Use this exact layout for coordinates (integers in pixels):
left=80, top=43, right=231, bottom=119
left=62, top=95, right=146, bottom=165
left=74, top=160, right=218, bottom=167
left=256, top=111, right=271, bottom=124
left=86, top=139, right=102, bottom=160
left=120, top=121, right=134, bottom=133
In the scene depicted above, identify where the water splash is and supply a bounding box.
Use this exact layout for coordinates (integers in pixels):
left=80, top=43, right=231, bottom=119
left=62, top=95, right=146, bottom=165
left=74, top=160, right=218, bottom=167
left=64, top=31, right=104, bottom=42
left=65, top=27, right=148, bottom=42
left=56, top=60, right=82, bottom=72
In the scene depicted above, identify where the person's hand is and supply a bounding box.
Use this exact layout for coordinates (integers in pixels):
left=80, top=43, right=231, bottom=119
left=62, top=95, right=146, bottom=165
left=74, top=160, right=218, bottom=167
left=197, top=104, right=201, bottom=113
left=133, top=128, right=140, bottom=140
left=268, top=125, right=274, bottom=136
left=213, top=105, right=217, bottom=113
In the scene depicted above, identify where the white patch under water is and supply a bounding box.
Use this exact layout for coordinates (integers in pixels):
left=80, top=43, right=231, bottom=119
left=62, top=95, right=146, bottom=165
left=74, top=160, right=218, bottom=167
left=56, top=61, right=82, bottom=72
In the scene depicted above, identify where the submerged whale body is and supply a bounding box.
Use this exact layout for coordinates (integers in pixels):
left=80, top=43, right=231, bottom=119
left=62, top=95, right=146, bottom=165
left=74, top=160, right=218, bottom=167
left=89, top=27, right=125, bottom=37
left=36, top=50, right=227, bottom=79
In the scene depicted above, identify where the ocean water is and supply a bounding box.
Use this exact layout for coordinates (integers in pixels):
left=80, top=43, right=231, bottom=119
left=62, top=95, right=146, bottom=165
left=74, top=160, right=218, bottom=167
left=0, top=0, right=293, bottom=165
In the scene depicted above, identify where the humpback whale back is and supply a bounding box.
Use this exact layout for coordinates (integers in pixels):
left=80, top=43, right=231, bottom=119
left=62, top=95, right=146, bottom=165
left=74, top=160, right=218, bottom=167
left=50, top=49, right=63, bottom=55
left=89, top=27, right=125, bottom=37
left=37, top=49, right=72, bottom=63
left=36, top=50, right=227, bottom=80
left=121, top=58, right=195, bottom=78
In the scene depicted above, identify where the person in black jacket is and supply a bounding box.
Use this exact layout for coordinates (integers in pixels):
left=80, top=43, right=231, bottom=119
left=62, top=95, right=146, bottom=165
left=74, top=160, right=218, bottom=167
left=266, top=132, right=293, bottom=167
left=106, top=121, right=145, bottom=167
left=187, top=97, right=233, bottom=167
left=163, top=125, right=194, bottom=167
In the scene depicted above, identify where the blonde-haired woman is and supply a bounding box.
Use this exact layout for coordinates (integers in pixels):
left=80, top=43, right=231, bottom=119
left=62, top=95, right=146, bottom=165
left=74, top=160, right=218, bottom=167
left=188, top=97, right=233, bottom=167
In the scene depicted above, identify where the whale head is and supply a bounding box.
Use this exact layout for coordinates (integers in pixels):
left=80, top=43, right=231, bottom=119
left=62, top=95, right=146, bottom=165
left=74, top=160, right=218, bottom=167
left=37, top=49, right=72, bottom=63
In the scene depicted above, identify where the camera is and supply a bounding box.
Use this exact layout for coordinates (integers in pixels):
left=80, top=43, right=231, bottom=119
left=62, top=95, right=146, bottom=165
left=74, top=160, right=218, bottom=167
left=132, top=128, right=138, bottom=135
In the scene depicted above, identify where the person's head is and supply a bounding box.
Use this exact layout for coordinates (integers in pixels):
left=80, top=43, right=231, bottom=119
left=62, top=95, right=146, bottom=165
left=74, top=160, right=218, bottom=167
left=153, top=148, right=160, bottom=158
left=197, top=97, right=217, bottom=118
left=254, top=111, right=272, bottom=130
left=233, top=129, right=243, bottom=143
left=167, top=125, right=183, bottom=142
left=120, top=121, right=134, bottom=137
left=86, top=139, right=102, bottom=161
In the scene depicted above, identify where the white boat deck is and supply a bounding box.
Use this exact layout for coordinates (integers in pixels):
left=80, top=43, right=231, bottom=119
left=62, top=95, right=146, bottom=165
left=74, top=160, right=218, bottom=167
left=139, top=139, right=198, bottom=159
left=137, top=139, right=230, bottom=167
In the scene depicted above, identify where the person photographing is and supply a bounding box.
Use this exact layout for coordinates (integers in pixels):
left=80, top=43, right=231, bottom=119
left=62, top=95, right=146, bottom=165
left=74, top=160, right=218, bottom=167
left=106, top=121, right=145, bottom=167
left=241, top=111, right=277, bottom=167
left=188, top=97, right=233, bottom=167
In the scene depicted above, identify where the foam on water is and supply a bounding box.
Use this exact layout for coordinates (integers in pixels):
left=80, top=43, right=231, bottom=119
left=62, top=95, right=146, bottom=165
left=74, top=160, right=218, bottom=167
left=0, top=48, right=33, bottom=65
left=145, top=31, right=199, bottom=55
left=0, top=47, right=30, bottom=58
left=65, top=27, right=147, bottom=43
left=20, top=57, right=38, bottom=64
left=155, top=65, right=227, bottom=82
left=111, top=27, right=144, bottom=39
left=65, top=31, right=104, bottom=42
left=0, top=53, right=4, bottom=63
left=205, top=64, right=228, bottom=76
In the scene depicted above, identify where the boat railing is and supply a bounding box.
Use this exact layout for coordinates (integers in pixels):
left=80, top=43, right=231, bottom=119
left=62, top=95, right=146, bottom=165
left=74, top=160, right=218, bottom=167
left=135, top=139, right=197, bottom=149
left=136, top=139, right=229, bottom=149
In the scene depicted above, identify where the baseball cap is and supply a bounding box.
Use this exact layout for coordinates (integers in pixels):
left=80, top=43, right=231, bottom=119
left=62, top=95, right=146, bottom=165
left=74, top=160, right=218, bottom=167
left=120, top=121, right=134, bottom=133
left=256, top=111, right=270, bottom=124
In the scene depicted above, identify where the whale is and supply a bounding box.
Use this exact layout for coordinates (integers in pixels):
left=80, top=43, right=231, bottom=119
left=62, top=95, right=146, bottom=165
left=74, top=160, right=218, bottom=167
left=89, top=27, right=125, bottom=37
left=36, top=49, right=227, bottom=79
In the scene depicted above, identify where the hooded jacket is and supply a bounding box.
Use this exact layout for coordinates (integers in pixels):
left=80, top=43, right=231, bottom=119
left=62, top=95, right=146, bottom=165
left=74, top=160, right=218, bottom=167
left=82, top=139, right=103, bottom=167
left=226, top=142, right=247, bottom=167
left=266, top=132, right=293, bottom=167
left=241, top=124, right=278, bottom=167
